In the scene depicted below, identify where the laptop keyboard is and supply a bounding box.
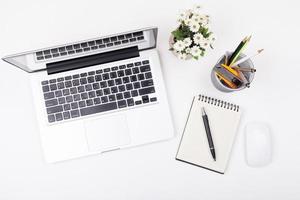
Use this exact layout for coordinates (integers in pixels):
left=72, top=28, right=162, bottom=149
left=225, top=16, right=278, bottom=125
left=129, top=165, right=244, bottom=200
left=35, top=31, right=144, bottom=61
left=41, top=60, right=157, bottom=123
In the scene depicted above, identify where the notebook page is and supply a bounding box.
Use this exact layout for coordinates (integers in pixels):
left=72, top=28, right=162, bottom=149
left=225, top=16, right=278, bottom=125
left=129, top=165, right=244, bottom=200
left=176, top=96, right=241, bottom=173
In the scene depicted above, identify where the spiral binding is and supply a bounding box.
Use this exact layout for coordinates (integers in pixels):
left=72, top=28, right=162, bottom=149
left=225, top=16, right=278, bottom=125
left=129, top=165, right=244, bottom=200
left=198, top=95, right=239, bottom=112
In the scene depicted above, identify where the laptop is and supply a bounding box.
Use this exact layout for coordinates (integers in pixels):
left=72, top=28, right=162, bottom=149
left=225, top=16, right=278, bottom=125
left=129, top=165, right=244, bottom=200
left=2, top=27, right=174, bottom=163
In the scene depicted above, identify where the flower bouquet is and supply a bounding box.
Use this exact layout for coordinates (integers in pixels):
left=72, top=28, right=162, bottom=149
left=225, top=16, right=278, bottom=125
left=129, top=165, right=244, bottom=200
left=169, top=6, right=215, bottom=60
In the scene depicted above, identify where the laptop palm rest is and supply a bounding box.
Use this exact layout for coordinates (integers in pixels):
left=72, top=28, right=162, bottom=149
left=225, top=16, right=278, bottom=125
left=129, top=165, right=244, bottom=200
left=84, top=114, right=131, bottom=152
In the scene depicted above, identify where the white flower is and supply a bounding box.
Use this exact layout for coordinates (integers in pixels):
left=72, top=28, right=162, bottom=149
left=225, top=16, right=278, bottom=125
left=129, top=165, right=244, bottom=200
left=193, top=33, right=205, bottom=45
left=173, top=40, right=185, bottom=52
left=208, top=34, right=216, bottom=43
left=183, top=38, right=192, bottom=47
left=178, top=11, right=188, bottom=22
left=184, top=18, right=192, bottom=26
left=199, top=14, right=209, bottom=25
left=200, top=39, right=210, bottom=50
left=178, top=53, right=187, bottom=60
left=185, top=48, right=191, bottom=54
left=189, top=21, right=200, bottom=33
left=192, top=5, right=201, bottom=13
left=190, top=46, right=201, bottom=57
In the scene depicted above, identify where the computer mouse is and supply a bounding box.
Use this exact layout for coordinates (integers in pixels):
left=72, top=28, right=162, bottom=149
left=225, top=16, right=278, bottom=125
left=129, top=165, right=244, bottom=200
left=245, top=122, right=272, bottom=167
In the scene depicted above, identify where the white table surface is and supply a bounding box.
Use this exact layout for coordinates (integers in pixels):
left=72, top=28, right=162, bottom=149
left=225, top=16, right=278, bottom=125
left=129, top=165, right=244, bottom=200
left=1, top=0, right=299, bottom=199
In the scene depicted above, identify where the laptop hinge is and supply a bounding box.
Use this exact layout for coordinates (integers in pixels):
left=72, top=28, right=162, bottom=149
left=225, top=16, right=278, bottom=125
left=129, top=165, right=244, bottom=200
left=46, top=46, right=139, bottom=75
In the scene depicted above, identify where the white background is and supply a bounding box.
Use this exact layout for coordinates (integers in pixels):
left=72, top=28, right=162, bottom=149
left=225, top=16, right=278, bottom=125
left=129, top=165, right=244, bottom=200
left=0, top=0, right=299, bottom=199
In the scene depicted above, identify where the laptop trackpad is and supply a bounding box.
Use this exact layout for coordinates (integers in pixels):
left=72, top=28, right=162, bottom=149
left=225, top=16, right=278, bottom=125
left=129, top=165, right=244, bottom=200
left=84, top=114, right=131, bottom=152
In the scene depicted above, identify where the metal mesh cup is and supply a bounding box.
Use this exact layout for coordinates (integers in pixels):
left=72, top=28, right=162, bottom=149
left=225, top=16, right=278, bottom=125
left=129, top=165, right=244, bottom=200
left=211, top=53, right=255, bottom=92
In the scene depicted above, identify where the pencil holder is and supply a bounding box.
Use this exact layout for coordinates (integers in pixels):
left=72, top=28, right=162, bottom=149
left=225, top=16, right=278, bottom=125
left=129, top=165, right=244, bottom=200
left=211, top=53, right=255, bottom=92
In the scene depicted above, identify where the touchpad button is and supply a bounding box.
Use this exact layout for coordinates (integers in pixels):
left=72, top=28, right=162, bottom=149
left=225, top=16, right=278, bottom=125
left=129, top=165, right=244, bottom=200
left=84, top=114, right=131, bottom=152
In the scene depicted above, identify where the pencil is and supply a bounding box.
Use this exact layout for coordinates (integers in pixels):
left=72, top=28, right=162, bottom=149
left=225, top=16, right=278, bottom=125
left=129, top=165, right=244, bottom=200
left=231, top=49, right=264, bottom=67
left=228, top=36, right=251, bottom=67
left=232, top=67, right=256, bottom=73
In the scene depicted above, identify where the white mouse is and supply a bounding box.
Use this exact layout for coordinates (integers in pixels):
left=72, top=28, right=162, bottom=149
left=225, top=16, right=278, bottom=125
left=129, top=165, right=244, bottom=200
left=245, top=122, right=272, bottom=167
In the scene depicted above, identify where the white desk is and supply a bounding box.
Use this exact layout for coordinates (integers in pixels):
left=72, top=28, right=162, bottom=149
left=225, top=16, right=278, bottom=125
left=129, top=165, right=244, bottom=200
left=0, top=0, right=299, bottom=199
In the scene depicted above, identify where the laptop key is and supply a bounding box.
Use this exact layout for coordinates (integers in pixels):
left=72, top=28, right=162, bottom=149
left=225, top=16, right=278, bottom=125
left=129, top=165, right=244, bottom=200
left=92, top=83, right=100, bottom=90
left=66, top=95, right=73, bottom=103
left=101, top=96, right=108, bottom=103
left=63, top=104, right=71, bottom=111
left=139, top=87, right=155, bottom=95
left=87, top=76, right=95, bottom=83
left=133, top=82, right=141, bottom=89
left=126, top=83, right=133, bottom=90
left=130, top=75, right=137, bottom=82
left=45, top=99, right=58, bottom=107
left=94, top=98, right=101, bottom=105
left=48, top=114, right=55, bottom=123
left=131, top=90, right=138, bottom=97
left=118, top=85, right=125, bottom=92
left=73, top=94, right=81, bottom=101
left=103, top=88, right=110, bottom=95
left=47, top=105, right=63, bottom=114
left=141, top=79, right=153, bottom=87
left=65, top=81, right=72, bottom=88
left=71, top=102, right=78, bottom=109
left=108, top=94, right=116, bottom=101
left=81, top=92, right=88, bottom=100
left=80, top=102, right=117, bottom=116
left=55, top=90, right=63, bottom=97
left=145, top=72, right=152, bottom=79
left=111, top=87, right=118, bottom=94
left=79, top=101, right=86, bottom=108
left=117, top=70, right=125, bottom=77
left=150, top=97, right=157, bottom=102
left=122, top=77, right=129, bottom=83
left=135, top=100, right=142, bottom=105
left=124, top=91, right=131, bottom=99
left=57, top=82, right=65, bottom=89
left=132, top=67, right=139, bottom=74
left=116, top=93, right=123, bottom=100
left=127, top=98, right=134, bottom=106
left=63, top=89, right=70, bottom=96
left=70, top=87, right=77, bottom=94
left=96, top=90, right=103, bottom=96
left=42, top=85, right=50, bottom=92
left=107, top=80, right=115, bottom=87
left=58, top=97, right=66, bottom=104
left=142, top=60, right=149, bottom=65
left=140, top=65, right=151, bottom=72
left=50, top=84, right=57, bottom=91
left=137, top=36, right=144, bottom=40
left=55, top=113, right=63, bottom=121
left=138, top=73, right=145, bottom=80
left=117, top=100, right=127, bottom=108
left=95, top=75, right=102, bottom=81
left=142, top=95, right=149, bottom=103
left=44, top=92, right=55, bottom=100
left=41, top=80, right=49, bottom=85
left=63, top=111, right=71, bottom=120
left=78, top=86, right=85, bottom=93
left=86, top=99, right=93, bottom=106
left=80, top=78, right=87, bottom=85
left=70, top=110, right=80, bottom=118
left=72, top=79, right=80, bottom=86
left=85, top=84, right=92, bottom=91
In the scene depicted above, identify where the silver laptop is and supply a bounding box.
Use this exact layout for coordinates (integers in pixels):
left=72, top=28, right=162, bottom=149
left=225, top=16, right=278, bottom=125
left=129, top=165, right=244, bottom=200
left=2, top=27, right=174, bottom=163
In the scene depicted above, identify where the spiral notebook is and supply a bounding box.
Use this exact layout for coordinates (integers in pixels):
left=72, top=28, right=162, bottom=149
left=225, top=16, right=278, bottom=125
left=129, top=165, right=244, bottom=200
left=176, top=94, right=242, bottom=174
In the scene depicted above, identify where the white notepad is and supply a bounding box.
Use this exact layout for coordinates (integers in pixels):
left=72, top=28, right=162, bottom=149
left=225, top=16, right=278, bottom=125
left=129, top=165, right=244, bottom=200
left=176, top=94, right=242, bottom=174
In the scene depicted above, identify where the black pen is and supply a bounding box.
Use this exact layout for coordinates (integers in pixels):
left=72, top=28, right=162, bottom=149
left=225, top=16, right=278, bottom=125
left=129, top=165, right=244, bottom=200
left=201, top=107, right=216, bottom=161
